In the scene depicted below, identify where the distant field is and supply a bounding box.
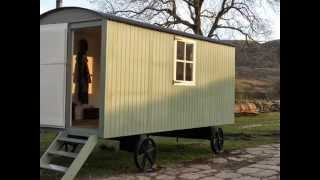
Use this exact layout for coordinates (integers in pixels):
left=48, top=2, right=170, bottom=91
left=236, top=66, right=280, bottom=100
left=40, top=112, right=280, bottom=179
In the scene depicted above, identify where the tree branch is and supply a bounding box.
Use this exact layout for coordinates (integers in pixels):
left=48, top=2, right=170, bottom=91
left=97, top=0, right=278, bottom=42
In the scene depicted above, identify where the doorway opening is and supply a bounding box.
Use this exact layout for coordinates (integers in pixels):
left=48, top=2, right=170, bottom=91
left=70, top=26, right=101, bottom=129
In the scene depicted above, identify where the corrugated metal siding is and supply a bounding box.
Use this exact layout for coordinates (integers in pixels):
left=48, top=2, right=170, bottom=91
left=40, top=9, right=101, bottom=25
left=104, top=20, right=235, bottom=138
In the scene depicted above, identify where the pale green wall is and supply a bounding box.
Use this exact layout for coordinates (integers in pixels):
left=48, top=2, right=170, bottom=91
left=103, top=20, right=235, bottom=138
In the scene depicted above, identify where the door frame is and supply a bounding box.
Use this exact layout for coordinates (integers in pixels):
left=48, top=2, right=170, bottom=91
left=65, top=20, right=107, bottom=137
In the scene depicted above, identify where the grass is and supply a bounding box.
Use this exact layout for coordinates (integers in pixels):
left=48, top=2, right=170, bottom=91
left=40, top=112, right=280, bottom=178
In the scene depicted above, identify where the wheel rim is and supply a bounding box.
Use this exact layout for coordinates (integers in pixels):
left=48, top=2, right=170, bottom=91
left=134, top=137, right=157, bottom=171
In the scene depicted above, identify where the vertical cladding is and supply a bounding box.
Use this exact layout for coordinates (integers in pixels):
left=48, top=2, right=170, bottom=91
left=104, top=21, right=235, bottom=138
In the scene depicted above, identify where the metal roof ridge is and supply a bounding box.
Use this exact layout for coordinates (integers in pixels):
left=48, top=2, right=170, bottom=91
left=40, top=7, right=235, bottom=48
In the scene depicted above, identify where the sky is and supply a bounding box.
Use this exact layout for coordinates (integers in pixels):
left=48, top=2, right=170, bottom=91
left=40, top=0, right=280, bottom=41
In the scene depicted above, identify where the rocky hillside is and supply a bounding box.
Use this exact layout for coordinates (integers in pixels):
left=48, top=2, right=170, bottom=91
left=225, top=39, right=280, bottom=100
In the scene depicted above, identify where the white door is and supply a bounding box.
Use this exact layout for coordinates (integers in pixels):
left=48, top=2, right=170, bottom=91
left=40, top=23, right=68, bottom=128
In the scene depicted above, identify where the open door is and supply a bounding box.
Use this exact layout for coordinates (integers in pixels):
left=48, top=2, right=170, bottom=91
left=40, top=23, right=68, bottom=128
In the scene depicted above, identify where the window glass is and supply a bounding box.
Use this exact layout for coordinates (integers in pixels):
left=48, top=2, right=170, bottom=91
left=186, top=63, right=193, bottom=81
left=176, top=41, right=185, bottom=60
left=176, top=62, right=184, bottom=80
left=186, top=44, right=194, bottom=61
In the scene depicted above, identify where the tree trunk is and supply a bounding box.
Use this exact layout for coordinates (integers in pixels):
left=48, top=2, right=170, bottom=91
left=56, top=0, right=62, bottom=8
left=193, top=0, right=203, bottom=35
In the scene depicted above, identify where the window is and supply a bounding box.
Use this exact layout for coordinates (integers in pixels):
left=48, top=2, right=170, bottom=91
left=174, top=38, right=196, bottom=85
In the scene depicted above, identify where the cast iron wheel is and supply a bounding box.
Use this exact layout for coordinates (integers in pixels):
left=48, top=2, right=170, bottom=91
left=217, top=128, right=224, bottom=151
left=134, top=137, right=157, bottom=172
left=210, top=128, right=224, bottom=154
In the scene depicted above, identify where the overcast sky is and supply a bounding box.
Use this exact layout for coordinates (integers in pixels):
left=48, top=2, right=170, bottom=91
left=40, top=0, right=280, bottom=40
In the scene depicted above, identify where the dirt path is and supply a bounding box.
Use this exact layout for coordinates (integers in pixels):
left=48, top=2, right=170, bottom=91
left=79, top=144, right=280, bottom=180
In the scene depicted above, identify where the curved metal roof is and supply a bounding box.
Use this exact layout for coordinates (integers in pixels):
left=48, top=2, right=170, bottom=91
left=40, top=7, right=235, bottom=48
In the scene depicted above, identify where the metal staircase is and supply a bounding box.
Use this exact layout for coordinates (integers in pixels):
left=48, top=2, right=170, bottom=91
left=40, top=131, right=98, bottom=180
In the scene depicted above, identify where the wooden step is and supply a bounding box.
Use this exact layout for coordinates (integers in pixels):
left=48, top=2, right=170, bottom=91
left=58, top=137, right=87, bottom=144
left=67, top=128, right=98, bottom=137
left=40, top=163, right=68, bottom=173
left=48, top=150, right=78, bottom=158
left=40, top=131, right=98, bottom=180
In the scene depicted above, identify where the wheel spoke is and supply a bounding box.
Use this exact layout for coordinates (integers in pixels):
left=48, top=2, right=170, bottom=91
left=141, top=155, right=147, bottom=168
left=146, top=147, right=155, bottom=154
left=219, top=139, right=224, bottom=146
left=137, top=153, right=145, bottom=160
left=214, top=142, right=219, bottom=150
left=145, top=152, right=154, bottom=165
left=140, top=144, right=146, bottom=153
left=217, top=144, right=221, bottom=151
left=142, top=141, right=149, bottom=152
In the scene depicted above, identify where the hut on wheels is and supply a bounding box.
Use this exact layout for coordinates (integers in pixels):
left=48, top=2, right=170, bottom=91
left=40, top=7, right=235, bottom=180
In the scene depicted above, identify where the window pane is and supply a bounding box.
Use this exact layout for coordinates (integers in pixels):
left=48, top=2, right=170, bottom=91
left=186, top=44, right=194, bottom=61
left=186, top=63, right=193, bottom=81
left=176, top=62, right=184, bottom=80
left=177, top=41, right=185, bottom=60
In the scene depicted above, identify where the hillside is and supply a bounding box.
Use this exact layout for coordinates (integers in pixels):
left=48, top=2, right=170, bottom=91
left=225, top=39, right=280, bottom=100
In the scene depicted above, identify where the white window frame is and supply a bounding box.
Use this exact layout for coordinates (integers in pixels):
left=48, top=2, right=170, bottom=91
left=173, top=36, right=197, bottom=86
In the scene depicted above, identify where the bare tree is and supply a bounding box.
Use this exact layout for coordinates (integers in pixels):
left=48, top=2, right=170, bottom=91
left=56, top=0, right=63, bottom=8
left=91, top=0, right=279, bottom=42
